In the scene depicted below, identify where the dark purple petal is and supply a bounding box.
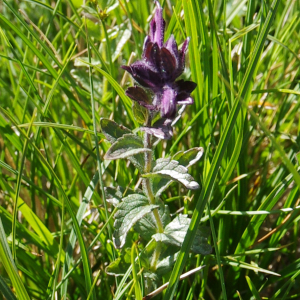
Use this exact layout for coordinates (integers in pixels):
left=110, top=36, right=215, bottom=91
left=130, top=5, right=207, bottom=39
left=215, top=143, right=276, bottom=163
left=123, top=61, right=162, bottom=89
left=121, top=65, right=133, bottom=76
left=149, top=1, right=165, bottom=47
left=140, top=118, right=173, bottom=140
left=164, top=35, right=179, bottom=66
left=130, top=60, right=159, bottom=76
left=160, top=47, right=177, bottom=79
left=143, top=42, right=161, bottom=71
left=161, top=87, right=177, bottom=118
left=175, top=79, right=197, bottom=93
left=143, top=41, right=154, bottom=61
left=180, top=38, right=190, bottom=63
left=174, top=37, right=190, bottom=78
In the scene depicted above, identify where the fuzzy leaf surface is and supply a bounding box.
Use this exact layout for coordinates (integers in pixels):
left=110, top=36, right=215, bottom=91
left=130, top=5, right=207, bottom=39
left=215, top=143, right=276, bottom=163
left=101, top=119, right=147, bottom=171
left=172, top=147, right=204, bottom=168
left=134, top=200, right=171, bottom=240
left=105, top=186, right=143, bottom=207
left=152, top=215, right=212, bottom=255
left=145, top=158, right=200, bottom=192
left=100, top=118, right=131, bottom=143
left=104, top=134, right=151, bottom=160
left=113, top=194, right=159, bottom=248
left=151, top=150, right=203, bottom=196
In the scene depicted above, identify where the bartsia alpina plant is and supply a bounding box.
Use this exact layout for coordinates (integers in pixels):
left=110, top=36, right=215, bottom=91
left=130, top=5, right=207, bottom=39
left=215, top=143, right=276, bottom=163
left=101, top=1, right=211, bottom=296
left=122, top=1, right=197, bottom=139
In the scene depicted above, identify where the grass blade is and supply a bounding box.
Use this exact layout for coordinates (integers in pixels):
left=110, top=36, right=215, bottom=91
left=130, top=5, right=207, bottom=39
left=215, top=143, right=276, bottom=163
left=163, top=0, right=281, bottom=298
left=0, top=218, right=31, bottom=300
left=0, top=274, right=18, bottom=300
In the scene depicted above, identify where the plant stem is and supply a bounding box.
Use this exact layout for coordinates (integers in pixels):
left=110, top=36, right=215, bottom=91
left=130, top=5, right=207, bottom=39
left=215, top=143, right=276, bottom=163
left=143, top=116, right=164, bottom=270
left=143, top=116, right=164, bottom=233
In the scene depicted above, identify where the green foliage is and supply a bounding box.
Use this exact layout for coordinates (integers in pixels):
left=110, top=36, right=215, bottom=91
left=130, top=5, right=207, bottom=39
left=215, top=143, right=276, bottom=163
left=144, top=158, right=200, bottom=190
left=113, top=194, right=159, bottom=248
left=0, top=0, right=300, bottom=299
left=104, top=134, right=150, bottom=161
left=134, top=201, right=171, bottom=241
left=152, top=215, right=212, bottom=255
left=100, top=118, right=132, bottom=143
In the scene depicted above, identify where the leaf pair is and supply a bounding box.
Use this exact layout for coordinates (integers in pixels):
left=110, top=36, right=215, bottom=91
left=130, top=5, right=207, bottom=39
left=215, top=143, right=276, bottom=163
left=113, top=193, right=211, bottom=256
left=101, top=118, right=204, bottom=193
left=101, top=118, right=210, bottom=264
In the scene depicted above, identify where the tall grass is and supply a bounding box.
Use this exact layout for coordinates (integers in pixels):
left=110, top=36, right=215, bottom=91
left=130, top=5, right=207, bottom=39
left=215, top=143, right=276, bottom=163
left=0, top=0, right=300, bottom=299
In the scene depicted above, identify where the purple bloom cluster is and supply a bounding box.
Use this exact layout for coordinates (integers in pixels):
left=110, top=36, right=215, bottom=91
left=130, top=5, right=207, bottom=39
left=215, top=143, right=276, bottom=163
left=122, top=1, right=196, bottom=139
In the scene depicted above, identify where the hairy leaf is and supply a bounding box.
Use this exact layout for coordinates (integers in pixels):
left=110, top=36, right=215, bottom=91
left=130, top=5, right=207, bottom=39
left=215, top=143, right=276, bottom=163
left=128, top=152, right=147, bottom=172
left=105, top=186, right=144, bottom=207
left=152, top=215, right=212, bottom=255
left=151, top=176, right=173, bottom=198
left=173, top=147, right=204, bottom=168
left=100, top=118, right=131, bottom=143
left=101, top=120, right=148, bottom=171
left=134, top=200, right=171, bottom=240
left=144, top=158, right=200, bottom=191
left=113, top=194, right=159, bottom=248
left=104, top=134, right=151, bottom=160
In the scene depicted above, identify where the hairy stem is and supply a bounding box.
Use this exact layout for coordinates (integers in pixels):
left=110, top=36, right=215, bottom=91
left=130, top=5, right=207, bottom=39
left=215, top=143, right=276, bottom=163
left=143, top=116, right=164, bottom=270
left=143, top=126, right=164, bottom=232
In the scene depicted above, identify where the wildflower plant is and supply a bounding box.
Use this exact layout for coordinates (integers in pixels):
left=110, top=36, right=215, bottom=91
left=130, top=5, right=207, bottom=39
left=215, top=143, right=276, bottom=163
left=1, top=0, right=296, bottom=298
left=101, top=1, right=211, bottom=293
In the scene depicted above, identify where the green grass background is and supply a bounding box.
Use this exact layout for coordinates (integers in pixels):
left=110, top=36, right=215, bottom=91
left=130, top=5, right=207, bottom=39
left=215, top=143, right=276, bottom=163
left=1, top=0, right=300, bottom=299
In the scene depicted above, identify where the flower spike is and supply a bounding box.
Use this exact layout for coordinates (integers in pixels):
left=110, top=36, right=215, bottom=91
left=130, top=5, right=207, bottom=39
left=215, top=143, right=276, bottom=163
left=122, top=1, right=197, bottom=139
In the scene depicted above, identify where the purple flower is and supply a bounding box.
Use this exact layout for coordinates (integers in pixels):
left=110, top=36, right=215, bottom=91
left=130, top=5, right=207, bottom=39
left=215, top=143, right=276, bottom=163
left=122, top=1, right=196, bottom=138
